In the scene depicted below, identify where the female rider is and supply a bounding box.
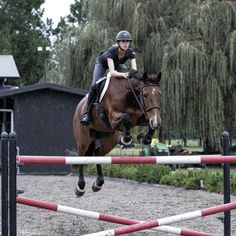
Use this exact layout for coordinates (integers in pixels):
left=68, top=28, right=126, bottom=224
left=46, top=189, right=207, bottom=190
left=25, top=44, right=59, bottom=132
left=81, top=30, right=137, bottom=125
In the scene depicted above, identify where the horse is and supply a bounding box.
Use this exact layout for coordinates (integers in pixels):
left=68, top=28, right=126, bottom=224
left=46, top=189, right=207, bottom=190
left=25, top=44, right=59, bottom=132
left=73, top=69, right=162, bottom=197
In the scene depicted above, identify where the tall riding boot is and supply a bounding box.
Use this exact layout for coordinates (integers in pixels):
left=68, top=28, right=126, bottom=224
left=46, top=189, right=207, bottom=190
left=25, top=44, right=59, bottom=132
left=80, top=85, right=97, bottom=125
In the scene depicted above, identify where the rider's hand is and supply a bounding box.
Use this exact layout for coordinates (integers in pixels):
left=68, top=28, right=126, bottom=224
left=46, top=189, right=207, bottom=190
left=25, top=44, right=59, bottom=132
left=122, top=72, right=129, bottom=78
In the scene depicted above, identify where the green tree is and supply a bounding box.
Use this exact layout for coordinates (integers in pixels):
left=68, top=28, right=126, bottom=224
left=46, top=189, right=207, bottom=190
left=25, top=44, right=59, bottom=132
left=46, top=0, right=236, bottom=148
left=0, top=0, right=52, bottom=85
left=0, top=23, right=12, bottom=53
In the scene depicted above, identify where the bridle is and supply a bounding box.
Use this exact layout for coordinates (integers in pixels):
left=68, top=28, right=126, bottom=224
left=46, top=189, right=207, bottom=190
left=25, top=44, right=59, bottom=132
left=140, top=84, right=161, bottom=112
left=127, top=79, right=160, bottom=119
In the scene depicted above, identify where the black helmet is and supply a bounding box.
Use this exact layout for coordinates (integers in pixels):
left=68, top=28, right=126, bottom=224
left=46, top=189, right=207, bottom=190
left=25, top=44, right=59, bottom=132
left=116, top=30, right=132, bottom=42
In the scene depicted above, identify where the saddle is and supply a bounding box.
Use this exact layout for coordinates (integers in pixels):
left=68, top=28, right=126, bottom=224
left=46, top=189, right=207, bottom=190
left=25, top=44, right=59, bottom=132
left=92, top=70, right=143, bottom=128
left=93, top=73, right=112, bottom=128
left=95, top=72, right=111, bottom=102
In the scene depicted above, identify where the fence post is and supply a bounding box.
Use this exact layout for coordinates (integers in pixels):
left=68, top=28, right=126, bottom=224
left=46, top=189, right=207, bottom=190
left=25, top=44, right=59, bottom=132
left=1, top=132, right=9, bottom=236
left=9, top=131, right=17, bottom=236
left=222, top=131, right=230, bottom=236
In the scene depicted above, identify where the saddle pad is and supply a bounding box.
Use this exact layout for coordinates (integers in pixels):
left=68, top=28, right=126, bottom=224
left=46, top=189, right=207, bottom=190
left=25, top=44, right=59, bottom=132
left=96, top=72, right=111, bottom=102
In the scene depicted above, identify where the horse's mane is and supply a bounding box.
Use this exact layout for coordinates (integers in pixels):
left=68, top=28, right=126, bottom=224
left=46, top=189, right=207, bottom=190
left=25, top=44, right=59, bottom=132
left=128, top=69, right=161, bottom=85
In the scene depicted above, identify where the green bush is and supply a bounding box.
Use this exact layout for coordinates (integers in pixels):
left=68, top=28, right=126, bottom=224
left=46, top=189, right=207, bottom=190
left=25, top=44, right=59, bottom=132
left=231, top=175, right=236, bottom=195
left=135, top=165, right=171, bottom=183
left=82, top=164, right=236, bottom=195
left=160, top=169, right=225, bottom=192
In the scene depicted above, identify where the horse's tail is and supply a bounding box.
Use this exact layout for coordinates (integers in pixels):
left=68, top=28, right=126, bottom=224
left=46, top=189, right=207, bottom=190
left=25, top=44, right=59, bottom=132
left=73, top=97, right=87, bottom=142
left=76, top=96, right=87, bottom=117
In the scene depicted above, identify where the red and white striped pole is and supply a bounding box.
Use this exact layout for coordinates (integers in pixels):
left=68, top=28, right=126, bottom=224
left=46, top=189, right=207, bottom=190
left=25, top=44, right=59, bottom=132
left=16, top=155, right=236, bottom=165
left=82, top=202, right=236, bottom=236
left=16, top=196, right=213, bottom=236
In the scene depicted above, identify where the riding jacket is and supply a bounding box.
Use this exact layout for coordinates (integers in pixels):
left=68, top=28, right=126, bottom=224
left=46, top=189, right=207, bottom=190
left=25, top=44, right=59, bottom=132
left=92, top=45, right=136, bottom=84
left=98, top=45, right=136, bottom=69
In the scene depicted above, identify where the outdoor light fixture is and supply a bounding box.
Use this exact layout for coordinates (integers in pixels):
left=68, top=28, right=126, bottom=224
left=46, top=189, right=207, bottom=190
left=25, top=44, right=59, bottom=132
left=0, top=55, right=20, bottom=87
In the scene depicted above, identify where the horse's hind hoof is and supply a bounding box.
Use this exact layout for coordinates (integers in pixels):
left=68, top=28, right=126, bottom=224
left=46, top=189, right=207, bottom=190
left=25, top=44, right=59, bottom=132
left=92, top=182, right=103, bottom=192
left=75, top=185, right=85, bottom=197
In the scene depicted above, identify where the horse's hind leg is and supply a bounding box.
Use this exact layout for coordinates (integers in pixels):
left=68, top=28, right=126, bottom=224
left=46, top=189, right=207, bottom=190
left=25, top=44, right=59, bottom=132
left=91, top=141, right=104, bottom=192
left=92, top=133, right=119, bottom=193
left=75, top=144, right=92, bottom=197
left=92, top=164, right=104, bottom=192
left=75, top=165, right=86, bottom=197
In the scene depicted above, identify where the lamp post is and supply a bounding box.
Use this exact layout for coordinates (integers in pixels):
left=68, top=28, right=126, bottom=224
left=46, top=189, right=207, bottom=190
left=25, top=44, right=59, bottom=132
left=37, top=46, right=51, bottom=81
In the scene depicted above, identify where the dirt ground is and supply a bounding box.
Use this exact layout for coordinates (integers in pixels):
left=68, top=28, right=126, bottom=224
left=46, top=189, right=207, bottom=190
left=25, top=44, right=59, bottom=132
left=1, top=174, right=236, bottom=235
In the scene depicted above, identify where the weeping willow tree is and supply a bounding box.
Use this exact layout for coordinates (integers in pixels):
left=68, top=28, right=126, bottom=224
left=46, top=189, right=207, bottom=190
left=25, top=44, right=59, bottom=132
left=158, top=0, right=236, bottom=147
left=45, top=0, right=236, bottom=148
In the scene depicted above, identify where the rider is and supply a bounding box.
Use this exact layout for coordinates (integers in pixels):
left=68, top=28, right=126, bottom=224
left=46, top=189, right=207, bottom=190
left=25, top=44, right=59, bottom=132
left=80, top=30, right=137, bottom=125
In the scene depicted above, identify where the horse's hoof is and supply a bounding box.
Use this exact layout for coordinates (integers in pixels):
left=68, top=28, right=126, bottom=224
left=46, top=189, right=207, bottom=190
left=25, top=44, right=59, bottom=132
left=143, top=138, right=152, bottom=145
left=92, top=182, right=102, bottom=192
left=75, top=185, right=85, bottom=197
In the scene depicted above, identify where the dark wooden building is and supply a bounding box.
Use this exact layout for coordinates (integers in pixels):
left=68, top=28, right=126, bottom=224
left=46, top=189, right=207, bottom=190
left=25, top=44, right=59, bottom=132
left=0, top=82, right=86, bottom=174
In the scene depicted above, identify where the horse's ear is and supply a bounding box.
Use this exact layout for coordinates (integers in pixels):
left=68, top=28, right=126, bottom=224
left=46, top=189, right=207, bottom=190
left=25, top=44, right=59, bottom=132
left=128, top=69, right=137, bottom=79
left=155, top=72, right=162, bottom=83
left=143, top=71, right=148, bottom=81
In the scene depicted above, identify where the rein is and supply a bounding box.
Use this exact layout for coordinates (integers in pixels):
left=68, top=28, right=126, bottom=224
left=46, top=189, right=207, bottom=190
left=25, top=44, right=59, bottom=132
left=127, top=79, right=159, bottom=119
left=127, top=78, right=148, bottom=119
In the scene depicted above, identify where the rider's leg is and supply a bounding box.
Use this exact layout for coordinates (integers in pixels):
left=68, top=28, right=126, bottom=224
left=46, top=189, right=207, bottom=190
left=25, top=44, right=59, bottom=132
left=80, top=61, right=106, bottom=125
left=80, top=84, right=97, bottom=125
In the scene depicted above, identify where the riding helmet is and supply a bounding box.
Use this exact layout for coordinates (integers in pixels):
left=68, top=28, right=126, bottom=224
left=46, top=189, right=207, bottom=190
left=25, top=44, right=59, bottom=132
left=116, top=30, right=132, bottom=42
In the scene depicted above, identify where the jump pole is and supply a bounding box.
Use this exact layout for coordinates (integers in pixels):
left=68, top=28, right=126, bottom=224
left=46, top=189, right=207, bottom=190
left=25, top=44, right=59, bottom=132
left=16, top=155, right=236, bottom=165
left=4, top=131, right=233, bottom=236
left=16, top=196, right=212, bottom=236
left=82, top=202, right=236, bottom=236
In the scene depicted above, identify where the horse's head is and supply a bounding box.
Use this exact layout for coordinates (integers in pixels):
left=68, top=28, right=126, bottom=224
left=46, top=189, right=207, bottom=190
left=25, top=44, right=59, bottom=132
left=139, top=71, right=162, bottom=130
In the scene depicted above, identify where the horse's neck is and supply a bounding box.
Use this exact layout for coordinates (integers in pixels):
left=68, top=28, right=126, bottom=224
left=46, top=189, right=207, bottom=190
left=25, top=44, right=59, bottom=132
left=122, top=78, right=140, bottom=91
left=108, top=78, right=141, bottom=109
left=116, top=78, right=140, bottom=96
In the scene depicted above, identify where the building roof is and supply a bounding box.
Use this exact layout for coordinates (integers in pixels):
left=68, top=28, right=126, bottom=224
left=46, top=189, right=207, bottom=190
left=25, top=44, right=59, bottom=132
left=0, top=82, right=87, bottom=98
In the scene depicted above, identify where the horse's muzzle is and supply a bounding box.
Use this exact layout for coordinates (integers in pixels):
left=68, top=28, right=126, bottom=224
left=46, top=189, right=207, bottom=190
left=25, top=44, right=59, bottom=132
left=149, top=114, right=161, bottom=130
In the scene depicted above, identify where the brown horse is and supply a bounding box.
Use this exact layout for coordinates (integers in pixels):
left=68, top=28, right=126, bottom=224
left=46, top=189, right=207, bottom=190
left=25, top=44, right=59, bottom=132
left=73, top=69, right=162, bottom=197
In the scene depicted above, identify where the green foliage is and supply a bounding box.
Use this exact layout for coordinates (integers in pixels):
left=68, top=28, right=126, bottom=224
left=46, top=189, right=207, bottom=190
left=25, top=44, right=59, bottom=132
left=0, top=0, right=52, bottom=85
left=85, top=164, right=172, bottom=183
left=231, top=175, right=236, bottom=195
left=160, top=169, right=226, bottom=193
left=134, top=165, right=172, bottom=183
left=46, top=0, right=236, bottom=148
left=82, top=164, right=236, bottom=195
left=0, top=24, right=12, bottom=53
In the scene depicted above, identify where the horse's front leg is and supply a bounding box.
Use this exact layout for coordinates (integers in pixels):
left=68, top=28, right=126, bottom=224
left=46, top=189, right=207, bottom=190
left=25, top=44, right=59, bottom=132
left=119, top=113, right=132, bottom=145
left=92, top=164, right=104, bottom=192
left=75, top=165, right=86, bottom=197
left=142, top=126, right=156, bottom=145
